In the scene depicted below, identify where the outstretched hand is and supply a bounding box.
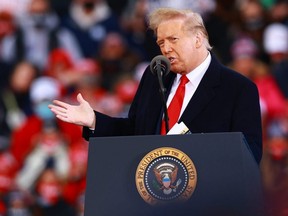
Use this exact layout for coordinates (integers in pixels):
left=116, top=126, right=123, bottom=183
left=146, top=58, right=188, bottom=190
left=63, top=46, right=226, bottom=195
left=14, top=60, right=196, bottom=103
left=48, top=93, right=96, bottom=128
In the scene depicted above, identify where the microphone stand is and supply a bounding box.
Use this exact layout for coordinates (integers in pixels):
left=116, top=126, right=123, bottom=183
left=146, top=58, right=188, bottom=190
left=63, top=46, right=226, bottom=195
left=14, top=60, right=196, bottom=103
left=156, top=60, right=169, bottom=134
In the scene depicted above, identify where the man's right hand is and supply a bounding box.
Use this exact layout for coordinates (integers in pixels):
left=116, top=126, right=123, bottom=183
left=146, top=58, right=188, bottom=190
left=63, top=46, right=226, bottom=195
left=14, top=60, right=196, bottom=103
left=48, top=93, right=96, bottom=129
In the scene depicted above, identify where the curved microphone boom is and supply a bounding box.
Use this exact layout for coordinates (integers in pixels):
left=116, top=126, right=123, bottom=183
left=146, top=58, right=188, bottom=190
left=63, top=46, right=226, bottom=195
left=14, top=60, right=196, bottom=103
left=150, top=55, right=171, bottom=134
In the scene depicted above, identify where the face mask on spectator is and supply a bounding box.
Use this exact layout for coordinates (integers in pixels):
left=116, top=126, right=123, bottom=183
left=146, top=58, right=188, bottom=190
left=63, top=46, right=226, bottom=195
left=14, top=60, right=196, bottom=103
left=34, top=101, right=55, bottom=120
left=31, top=13, right=47, bottom=29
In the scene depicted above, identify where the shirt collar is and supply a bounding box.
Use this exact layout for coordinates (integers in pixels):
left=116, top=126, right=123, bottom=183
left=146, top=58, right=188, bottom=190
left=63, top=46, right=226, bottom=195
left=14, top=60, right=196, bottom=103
left=176, top=52, right=211, bottom=87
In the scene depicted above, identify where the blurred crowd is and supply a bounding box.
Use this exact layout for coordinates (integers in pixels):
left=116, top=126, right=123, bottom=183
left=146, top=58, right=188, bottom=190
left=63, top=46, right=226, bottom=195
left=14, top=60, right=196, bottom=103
left=0, top=0, right=287, bottom=215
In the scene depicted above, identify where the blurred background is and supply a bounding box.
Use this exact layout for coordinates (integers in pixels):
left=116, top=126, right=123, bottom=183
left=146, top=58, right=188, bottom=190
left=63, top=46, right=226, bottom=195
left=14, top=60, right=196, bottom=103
left=0, top=0, right=287, bottom=215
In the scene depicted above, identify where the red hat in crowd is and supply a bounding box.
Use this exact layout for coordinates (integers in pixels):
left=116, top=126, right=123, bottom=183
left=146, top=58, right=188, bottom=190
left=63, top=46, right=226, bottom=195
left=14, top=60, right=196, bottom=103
left=231, top=36, right=258, bottom=59
left=115, top=78, right=139, bottom=104
left=45, top=48, right=74, bottom=77
left=73, top=58, right=101, bottom=76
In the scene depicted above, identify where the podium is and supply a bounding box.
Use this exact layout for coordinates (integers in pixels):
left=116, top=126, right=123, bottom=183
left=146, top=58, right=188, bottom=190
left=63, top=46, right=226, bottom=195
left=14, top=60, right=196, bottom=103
left=84, top=132, right=264, bottom=216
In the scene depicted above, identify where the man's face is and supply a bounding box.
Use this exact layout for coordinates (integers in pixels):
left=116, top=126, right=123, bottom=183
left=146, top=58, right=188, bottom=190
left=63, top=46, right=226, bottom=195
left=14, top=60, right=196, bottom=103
left=156, top=19, right=197, bottom=74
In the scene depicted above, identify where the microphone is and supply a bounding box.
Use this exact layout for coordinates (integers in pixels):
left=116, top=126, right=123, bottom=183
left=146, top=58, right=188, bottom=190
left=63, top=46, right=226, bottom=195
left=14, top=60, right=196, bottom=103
left=150, top=55, right=171, bottom=134
left=150, top=55, right=171, bottom=77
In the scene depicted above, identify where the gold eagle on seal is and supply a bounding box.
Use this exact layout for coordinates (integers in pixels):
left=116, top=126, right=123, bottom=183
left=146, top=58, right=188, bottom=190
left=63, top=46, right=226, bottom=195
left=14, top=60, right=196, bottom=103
left=153, top=162, right=182, bottom=195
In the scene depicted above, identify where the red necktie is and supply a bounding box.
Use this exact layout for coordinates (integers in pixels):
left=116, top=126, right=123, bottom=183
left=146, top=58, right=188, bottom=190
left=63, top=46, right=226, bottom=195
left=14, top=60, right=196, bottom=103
left=161, top=75, right=189, bottom=134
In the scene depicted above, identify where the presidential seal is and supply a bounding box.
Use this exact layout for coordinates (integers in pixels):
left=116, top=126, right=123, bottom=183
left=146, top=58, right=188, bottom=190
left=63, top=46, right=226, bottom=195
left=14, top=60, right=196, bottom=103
left=135, top=147, right=197, bottom=205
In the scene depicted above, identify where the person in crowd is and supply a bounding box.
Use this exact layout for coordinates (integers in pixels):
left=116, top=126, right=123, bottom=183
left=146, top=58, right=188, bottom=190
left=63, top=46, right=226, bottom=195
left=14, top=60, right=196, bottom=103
left=0, top=61, right=38, bottom=137
left=236, top=0, right=268, bottom=51
left=15, top=117, right=70, bottom=192
left=260, top=22, right=288, bottom=215
left=64, top=58, right=106, bottom=110
left=0, top=0, right=82, bottom=71
left=96, top=32, right=142, bottom=91
left=33, top=169, right=75, bottom=216
left=60, top=0, right=123, bottom=58
left=49, top=7, right=263, bottom=164
left=10, top=76, right=82, bottom=170
left=44, top=48, right=83, bottom=95
left=202, top=0, right=236, bottom=64
left=120, top=0, right=161, bottom=61
left=62, top=140, right=88, bottom=207
left=228, top=35, right=288, bottom=139
left=261, top=118, right=288, bottom=216
left=6, top=190, right=32, bottom=216
left=114, top=77, right=139, bottom=116
left=263, top=22, right=288, bottom=99
left=266, top=0, right=288, bottom=24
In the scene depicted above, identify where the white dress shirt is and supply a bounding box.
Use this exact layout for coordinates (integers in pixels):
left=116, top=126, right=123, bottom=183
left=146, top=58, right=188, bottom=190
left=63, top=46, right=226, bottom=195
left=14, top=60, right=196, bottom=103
left=166, top=52, right=212, bottom=119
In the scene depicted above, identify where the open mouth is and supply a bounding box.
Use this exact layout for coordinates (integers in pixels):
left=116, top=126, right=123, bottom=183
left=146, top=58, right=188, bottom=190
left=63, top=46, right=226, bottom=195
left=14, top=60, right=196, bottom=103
left=168, top=57, right=176, bottom=64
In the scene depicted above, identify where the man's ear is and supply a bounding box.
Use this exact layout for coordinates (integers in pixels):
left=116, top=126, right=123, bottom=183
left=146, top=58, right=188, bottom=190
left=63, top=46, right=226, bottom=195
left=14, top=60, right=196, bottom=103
left=195, top=32, right=203, bottom=48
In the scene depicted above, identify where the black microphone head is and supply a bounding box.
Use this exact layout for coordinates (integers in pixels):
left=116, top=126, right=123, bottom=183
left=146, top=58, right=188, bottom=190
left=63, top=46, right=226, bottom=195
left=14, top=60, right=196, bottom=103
left=150, top=55, right=171, bottom=76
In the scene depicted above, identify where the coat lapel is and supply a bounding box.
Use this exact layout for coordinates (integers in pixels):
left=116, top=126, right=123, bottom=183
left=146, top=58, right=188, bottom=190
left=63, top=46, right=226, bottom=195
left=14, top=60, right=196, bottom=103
left=179, top=55, right=221, bottom=124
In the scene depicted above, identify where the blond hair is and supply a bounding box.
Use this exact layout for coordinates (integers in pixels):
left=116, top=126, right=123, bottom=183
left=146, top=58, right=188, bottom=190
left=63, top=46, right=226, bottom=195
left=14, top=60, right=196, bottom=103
left=147, top=8, right=212, bottom=50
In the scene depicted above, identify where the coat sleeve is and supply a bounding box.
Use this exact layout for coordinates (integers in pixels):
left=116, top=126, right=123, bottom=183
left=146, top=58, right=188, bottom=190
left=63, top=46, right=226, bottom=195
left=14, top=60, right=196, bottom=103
left=82, top=67, right=151, bottom=140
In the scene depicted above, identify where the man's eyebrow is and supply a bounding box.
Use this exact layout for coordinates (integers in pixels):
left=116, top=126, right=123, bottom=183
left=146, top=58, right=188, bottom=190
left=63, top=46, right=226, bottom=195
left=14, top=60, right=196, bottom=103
left=157, top=35, right=177, bottom=43
left=156, top=39, right=163, bottom=45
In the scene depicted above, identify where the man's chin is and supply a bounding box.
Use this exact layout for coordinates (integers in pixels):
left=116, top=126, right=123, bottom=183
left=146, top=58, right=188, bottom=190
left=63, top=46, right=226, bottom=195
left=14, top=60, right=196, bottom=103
left=171, top=66, right=184, bottom=74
